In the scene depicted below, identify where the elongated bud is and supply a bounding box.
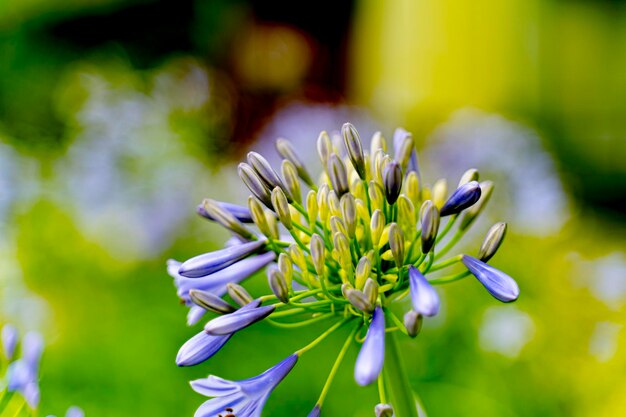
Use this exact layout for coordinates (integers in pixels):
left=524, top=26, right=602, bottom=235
left=317, top=131, right=332, bottom=168
left=388, top=223, right=404, bottom=267
left=248, top=196, right=272, bottom=237
left=461, top=255, right=519, bottom=302
left=277, top=253, right=293, bottom=286
left=406, top=171, right=420, bottom=205
left=370, top=210, right=385, bottom=247
left=355, top=256, right=372, bottom=289
left=394, top=133, right=414, bottom=173
left=317, top=184, right=330, bottom=223
left=368, top=181, right=385, bottom=212
left=289, top=244, right=307, bottom=271
left=281, top=160, right=301, bottom=205
left=432, top=179, right=448, bottom=209
left=306, top=190, right=318, bottom=226
left=342, top=122, right=366, bottom=179
left=330, top=216, right=348, bottom=237
left=408, top=266, right=440, bottom=316
left=189, top=290, right=235, bottom=314
left=397, top=195, right=416, bottom=235
left=238, top=163, right=272, bottom=208
left=247, top=152, right=290, bottom=201
left=350, top=177, right=366, bottom=201
left=346, top=288, right=374, bottom=313
left=458, top=168, right=479, bottom=186
left=363, top=278, right=379, bottom=306
left=268, top=267, right=289, bottom=303
left=340, top=194, right=357, bottom=238
left=420, top=200, right=440, bottom=253
left=276, top=138, right=314, bottom=186
left=440, top=181, right=481, bottom=216
left=333, top=232, right=352, bottom=270
left=375, top=153, right=391, bottom=187
left=459, top=180, right=494, bottom=230
left=310, top=234, right=326, bottom=276
left=327, top=190, right=341, bottom=218
left=265, top=210, right=280, bottom=240
left=403, top=310, right=423, bottom=338
left=478, top=222, right=507, bottom=262
left=271, top=187, right=292, bottom=230
left=354, top=306, right=385, bottom=386
left=356, top=198, right=370, bottom=224
left=227, top=283, right=253, bottom=307
left=370, top=131, right=387, bottom=162
left=341, top=282, right=354, bottom=298
left=203, top=199, right=255, bottom=240
left=384, top=161, right=403, bottom=205
left=327, top=154, right=349, bottom=197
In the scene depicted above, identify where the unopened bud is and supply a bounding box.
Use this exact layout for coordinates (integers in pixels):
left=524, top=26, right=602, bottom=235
left=281, top=160, right=301, bottom=205
left=420, top=200, right=440, bottom=254
left=375, top=403, right=395, bottom=417
left=278, top=253, right=293, bottom=285
left=310, top=234, right=326, bottom=276
left=346, top=288, right=374, bottom=313
left=478, top=222, right=507, bottom=262
left=384, top=161, right=403, bottom=205
left=330, top=216, right=348, bottom=237
left=289, top=244, right=307, bottom=271
left=268, top=267, right=289, bottom=303
left=355, top=256, right=372, bottom=289
left=459, top=180, right=494, bottom=230
left=440, top=181, right=481, bottom=217
left=247, top=152, right=289, bottom=201
left=328, top=154, right=349, bottom=197
left=363, top=278, right=379, bottom=306
left=341, top=194, right=357, bottom=238
left=404, top=310, right=423, bottom=338
left=370, top=210, right=385, bottom=248
left=203, top=199, right=255, bottom=240
left=389, top=223, right=405, bottom=267
left=238, top=163, right=272, bottom=208
left=317, top=130, right=332, bottom=169
left=368, top=180, right=385, bottom=212
left=189, top=289, right=235, bottom=314
left=394, top=133, right=414, bottom=173
left=227, top=283, right=253, bottom=307
left=458, top=168, right=479, bottom=186
left=327, top=190, right=341, bottom=218
left=271, top=187, right=292, bottom=230
left=432, top=179, right=448, bottom=209
left=265, top=210, right=279, bottom=240
left=276, top=138, right=314, bottom=187
left=406, top=171, right=420, bottom=206
left=317, top=184, right=330, bottom=223
left=342, top=122, right=366, bottom=179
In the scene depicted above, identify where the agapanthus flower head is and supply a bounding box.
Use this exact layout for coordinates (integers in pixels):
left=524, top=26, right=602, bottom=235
left=167, top=122, right=520, bottom=416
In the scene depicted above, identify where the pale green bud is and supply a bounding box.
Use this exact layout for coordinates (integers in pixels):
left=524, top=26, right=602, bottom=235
left=248, top=196, right=271, bottom=238
left=355, top=256, right=372, bottom=290
left=310, top=234, right=326, bottom=276
left=328, top=154, right=349, bottom=197
left=389, top=223, right=405, bottom=268
left=289, top=244, right=307, bottom=271
left=420, top=200, right=440, bottom=254
left=327, top=190, right=342, bottom=218
left=189, top=289, right=235, bottom=314
left=432, top=178, right=448, bottom=209
left=330, top=215, right=348, bottom=237
left=406, top=171, right=420, bottom=206
left=203, top=199, right=255, bottom=240
left=404, top=310, right=423, bottom=338
left=281, top=159, right=301, bottom=205
left=306, top=190, right=318, bottom=226
left=275, top=137, right=314, bottom=187
left=342, top=122, right=366, bottom=180
left=271, top=187, right=292, bottom=230
left=265, top=210, right=279, bottom=240
left=278, top=253, right=293, bottom=286
left=478, top=222, right=507, bottom=262
left=340, top=194, right=357, bottom=238
left=227, top=283, right=253, bottom=307
left=370, top=209, right=385, bottom=248
left=368, top=180, right=385, bottom=212
left=317, top=184, right=330, bottom=223
left=267, top=267, right=289, bottom=303
left=459, top=180, right=494, bottom=231
left=350, top=177, right=366, bottom=201
left=458, top=168, right=479, bottom=186
left=363, top=278, right=379, bottom=306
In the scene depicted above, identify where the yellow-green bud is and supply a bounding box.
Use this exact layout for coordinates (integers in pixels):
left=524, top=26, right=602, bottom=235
left=328, top=154, right=349, bottom=197
left=310, top=234, right=326, bottom=276
left=370, top=209, right=385, bottom=248
left=459, top=180, right=494, bottom=231
left=265, top=210, right=279, bottom=240
left=404, top=310, right=423, bottom=338
left=478, top=222, right=507, bottom=262
left=330, top=216, right=348, bottom=237
left=355, top=256, right=372, bottom=290
left=278, top=253, right=293, bottom=286
left=340, top=194, right=357, bottom=238
left=306, top=190, right=318, bottom=226
left=248, top=196, right=271, bottom=238
left=281, top=159, right=301, bottom=205
left=202, top=199, right=255, bottom=240
left=317, top=184, right=330, bottom=223
left=327, top=190, right=341, bottom=218
left=458, top=168, right=479, bottom=187
left=395, top=133, right=414, bottom=173
left=289, top=244, right=307, bottom=271
left=432, top=178, right=448, bottom=209
left=389, top=223, right=405, bottom=268
left=317, top=130, right=332, bottom=169
left=267, top=267, right=289, bottom=303
left=363, top=277, right=379, bottom=306
left=406, top=171, right=420, bottom=206
left=368, top=180, right=385, bottom=212
left=420, top=200, right=440, bottom=254
left=342, top=122, right=366, bottom=180
left=271, top=187, right=292, bottom=230
left=227, top=283, right=253, bottom=307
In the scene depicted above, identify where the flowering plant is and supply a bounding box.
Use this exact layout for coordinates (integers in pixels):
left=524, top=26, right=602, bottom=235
left=167, top=123, right=519, bottom=417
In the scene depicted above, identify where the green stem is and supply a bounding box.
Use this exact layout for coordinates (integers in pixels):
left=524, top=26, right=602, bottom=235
left=296, top=317, right=353, bottom=356
left=384, top=330, right=419, bottom=417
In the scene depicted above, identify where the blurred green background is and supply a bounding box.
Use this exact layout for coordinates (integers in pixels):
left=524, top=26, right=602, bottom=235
left=1, top=0, right=625, bottom=416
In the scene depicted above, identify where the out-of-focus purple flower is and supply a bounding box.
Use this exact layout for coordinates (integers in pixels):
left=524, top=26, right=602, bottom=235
left=2, top=324, right=18, bottom=360
left=307, top=404, right=321, bottom=417
left=65, top=406, right=85, bottom=417
left=354, top=306, right=385, bottom=386
left=408, top=266, right=440, bottom=317
left=190, top=354, right=298, bottom=417
left=186, top=305, right=208, bottom=326
left=204, top=302, right=274, bottom=335
left=440, top=181, right=481, bottom=216
left=179, top=239, right=268, bottom=278
left=177, top=301, right=263, bottom=366
left=7, top=331, right=44, bottom=408
left=462, top=255, right=519, bottom=302
left=196, top=201, right=253, bottom=223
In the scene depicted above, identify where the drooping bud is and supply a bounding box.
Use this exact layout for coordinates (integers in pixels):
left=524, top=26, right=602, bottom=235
left=355, top=256, right=372, bottom=289
left=403, top=310, right=423, bottom=338
left=204, top=301, right=275, bottom=335
left=276, top=137, right=314, bottom=186
left=306, top=190, right=318, bottom=226
left=420, top=200, right=440, bottom=254
left=408, top=266, right=440, bottom=316
left=383, top=161, right=403, bottom=205
left=247, top=151, right=290, bottom=201
left=340, top=194, right=357, bottom=238
left=310, top=234, right=326, bottom=276
left=375, top=403, right=395, bottom=417
left=238, top=163, right=272, bottom=208
left=363, top=278, right=379, bottom=306
left=202, top=199, right=255, bottom=240
left=388, top=223, right=405, bottom=268
left=317, top=131, right=332, bottom=169
left=271, top=187, right=292, bottom=230
left=368, top=180, right=385, bottom=212
left=440, top=181, right=481, bottom=216
left=179, top=239, right=267, bottom=278
left=478, top=222, right=507, bottom=262
left=267, top=267, right=289, bottom=303
left=461, top=255, right=520, bottom=302
left=189, top=289, right=235, bottom=314
left=458, top=168, right=479, bottom=186
left=327, top=154, right=349, bottom=197
left=432, top=179, right=448, bottom=209
left=278, top=253, right=293, bottom=285
left=354, top=306, right=385, bottom=386
left=227, top=283, right=254, bottom=307
left=370, top=210, right=385, bottom=248
left=281, top=160, right=301, bottom=205
left=342, top=122, right=366, bottom=179
left=459, top=180, right=494, bottom=230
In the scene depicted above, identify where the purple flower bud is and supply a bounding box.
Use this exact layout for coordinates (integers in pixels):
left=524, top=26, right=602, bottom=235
left=2, top=324, right=18, bottom=360
left=191, top=354, right=298, bottom=417
left=440, top=181, right=481, bottom=216
left=204, top=302, right=274, bottom=335
left=461, top=255, right=520, bottom=302
left=383, top=161, right=402, bottom=205
left=408, top=266, right=440, bottom=317
left=196, top=201, right=253, bottom=223
left=176, top=330, right=232, bottom=367
left=178, top=239, right=267, bottom=278
left=354, top=306, right=385, bottom=386
left=187, top=305, right=207, bottom=326
left=308, top=405, right=321, bottom=417
left=65, top=406, right=85, bottom=417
